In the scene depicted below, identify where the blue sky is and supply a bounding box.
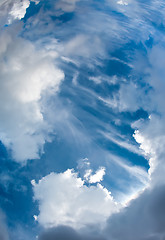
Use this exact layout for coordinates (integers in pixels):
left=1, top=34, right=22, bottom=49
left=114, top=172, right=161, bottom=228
left=0, top=0, right=165, bottom=239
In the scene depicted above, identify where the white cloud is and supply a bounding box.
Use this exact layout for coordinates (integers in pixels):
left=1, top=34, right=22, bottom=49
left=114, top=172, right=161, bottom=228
left=61, top=34, right=105, bottom=62
left=89, top=76, right=102, bottom=84
left=130, top=45, right=165, bottom=183
left=133, top=115, right=165, bottom=186
left=8, top=0, right=30, bottom=24
left=98, top=81, right=149, bottom=113
left=0, top=30, right=64, bottom=162
left=32, top=169, right=120, bottom=229
left=0, top=0, right=37, bottom=25
left=89, top=75, right=121, bottom=85
left=114, top=82, right=149, bottom=112
left=55, top=0, right=80, bottom=13
left=87, top=167, right=106, bottom=184
left=117, top=0, right=129, bottom=5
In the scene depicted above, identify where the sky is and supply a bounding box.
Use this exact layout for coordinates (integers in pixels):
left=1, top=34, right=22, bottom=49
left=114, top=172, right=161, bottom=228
left=0, top=0, right=165, bottom=239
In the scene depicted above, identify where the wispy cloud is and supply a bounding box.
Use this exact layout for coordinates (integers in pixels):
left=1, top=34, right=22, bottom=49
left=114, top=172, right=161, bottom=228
left=99, top=130, right=143, bottom=156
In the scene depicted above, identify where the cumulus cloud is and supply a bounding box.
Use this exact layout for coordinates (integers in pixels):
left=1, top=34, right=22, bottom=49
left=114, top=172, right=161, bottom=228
left=131, top=44, right=165, bottom=182
left=0, top=29, right=64, bottom=162
left=84, top=167, right=106, bottom=184
left=8, top=0, right=30, bottom=24
left=0, top=0, right=38, bottom=25
left=133, top=114, right=165, bottom=185
left=38, top=186, right=165, bottom=240
left=32, top=169, right=120, bottom=229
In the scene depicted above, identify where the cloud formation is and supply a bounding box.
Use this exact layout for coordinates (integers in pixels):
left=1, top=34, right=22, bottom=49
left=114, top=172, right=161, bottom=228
left=39, top=225, right=106, bottom=240
left=84, top=167, right=106, bottom=184
left=39, top=226, right=81, bottom=240
left=101, top=39, right=165, bottom=240
left=8, top=0, right=30, bottom=24
left=0, top=28, right=64, bottom=162
left=0, top=0, right=38, bottom=25
left=55, top=0, right=80, bottom=13
left=1, top=1, right=165, bottom=240
left=32, top=169, right=120, bottom=229
left=105, top=184, right=165, bottom=240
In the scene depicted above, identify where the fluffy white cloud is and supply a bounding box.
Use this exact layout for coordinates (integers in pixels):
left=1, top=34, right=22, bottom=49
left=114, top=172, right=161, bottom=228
left=133, top=114, right=165, bottom=187
left=130, top=45, right=165, bottom=183
left=8, top=0, right=30, bottom=23
left=0, top=0, right=38, bottom=25
left=84, top=167, right=106, bottom=184
left=32, top=169, right=120, bottom=229
left=0, top=29, right=64, bottom=162
left=117, top=0, right=129, bottom=5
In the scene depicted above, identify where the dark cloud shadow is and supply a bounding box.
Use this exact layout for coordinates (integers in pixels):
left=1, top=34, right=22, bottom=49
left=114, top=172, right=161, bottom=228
left=39, top=225, right=106, bottom=240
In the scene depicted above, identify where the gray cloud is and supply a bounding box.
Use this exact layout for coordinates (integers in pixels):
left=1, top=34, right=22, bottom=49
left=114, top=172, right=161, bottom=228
left=39, top=226, right=106, bottom=240
left=0, top=211, right=9, bottom=240
left=105, top=184, right=165, bottom=240
left=39, top=226, right=81, bottom=240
